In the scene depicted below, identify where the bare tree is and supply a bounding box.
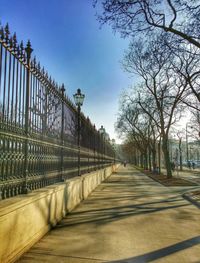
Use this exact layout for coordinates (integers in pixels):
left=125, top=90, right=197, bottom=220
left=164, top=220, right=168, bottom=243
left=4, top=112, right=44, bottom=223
left=122, top=36, right=187, bottom=177
left=95, top=0, right=200, bottom=48
left=116, top=87, right=160, bottom=170
left=190, top=100, right=200, bottom=141
left=166, top=40, right=200, bottom=103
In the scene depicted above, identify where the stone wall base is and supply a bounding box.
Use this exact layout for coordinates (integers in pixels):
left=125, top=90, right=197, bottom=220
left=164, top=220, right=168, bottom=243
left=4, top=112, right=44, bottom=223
left=0, top=164, right=120, bottom=263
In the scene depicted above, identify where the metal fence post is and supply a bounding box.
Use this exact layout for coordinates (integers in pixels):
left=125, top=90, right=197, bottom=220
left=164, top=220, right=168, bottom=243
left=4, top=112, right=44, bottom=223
left=77, top=106, right=81, bottom=176
left=87, top=117, right=90, bottom=173
left=23, top=40, right=33, bottom=194
left=61, top=84, right=65, bottom=181
left=93, top=125, right=96, bottom=170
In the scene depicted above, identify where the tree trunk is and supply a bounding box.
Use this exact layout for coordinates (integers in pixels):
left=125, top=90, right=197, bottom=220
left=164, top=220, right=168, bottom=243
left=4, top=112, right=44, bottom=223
left=179, top=138, right=183, bottom=171
left=162, top=136, right=172, bottom=178
left=140, top=154, right=143, bottom=168
left=152, top=146, right=157, bottom=172
left=148, top=147, right=152, bottom=171
left=145, top=152, right=148, bottom=170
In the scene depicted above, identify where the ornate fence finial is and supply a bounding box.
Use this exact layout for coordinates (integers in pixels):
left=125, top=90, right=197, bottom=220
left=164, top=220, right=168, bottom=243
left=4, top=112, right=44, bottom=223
left=37, top=62, right=40, bottom=71
left=32, top=56, right=37, bottom=71
left=17, top=45, right=20, bottom=58
left=45, top=71, right=48, bottom=79
left=61, top=83, right=65, bottom=91
left=9, top=36, right=13, bottom=50
left=20, top=41, right=25, bottom=60
left=61, top=84, right=65, bottom=97
left=41, top=66, right=45, bottom=75
left=5, top=23, right=10, bottom=44
left=13, top=33, right=17, bottom=51
left=25, top=40, right=33, bottom=63
left=0, top=26, right=4, bottom=40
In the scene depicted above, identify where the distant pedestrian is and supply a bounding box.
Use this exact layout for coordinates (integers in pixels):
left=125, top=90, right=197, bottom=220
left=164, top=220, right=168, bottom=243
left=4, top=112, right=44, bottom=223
left=192, top=162, right=195, bottom=169
left=124, top=161, right=127, bottom=167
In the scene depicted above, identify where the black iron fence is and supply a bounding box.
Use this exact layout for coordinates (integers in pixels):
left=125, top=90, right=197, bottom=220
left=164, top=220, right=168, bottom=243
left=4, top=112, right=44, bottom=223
left=0, top=23, right=115, bottom=200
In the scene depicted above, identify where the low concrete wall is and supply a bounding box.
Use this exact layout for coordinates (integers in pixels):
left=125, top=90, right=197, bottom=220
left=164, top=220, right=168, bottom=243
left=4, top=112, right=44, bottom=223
left=0, top=164, right=120, bottom=263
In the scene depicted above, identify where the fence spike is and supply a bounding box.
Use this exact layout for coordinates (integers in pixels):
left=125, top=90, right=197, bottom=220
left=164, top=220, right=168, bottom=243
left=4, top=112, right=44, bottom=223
left=0, top=26, right=4, bottom=40
left=33, top=56, right=37, bottom=68
left=61, top=83, right=65, bottom=91
left=17, top=45, right=20, bottom=58
left=44, top=71, right=48, bottom=80
left=37, top=62, right=41, bottom=70
left=13, top=33, right=17, bottom=51
left=9, top=36, right=13, bottom=48
left=20, top=41, right=24, bottom=59
left=25, top=40, right=33, bottom=54
left=5, top=23, right=10, bottom=43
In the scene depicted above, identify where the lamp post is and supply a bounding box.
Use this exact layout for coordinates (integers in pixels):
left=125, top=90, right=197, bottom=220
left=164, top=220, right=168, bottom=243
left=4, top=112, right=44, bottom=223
left=73, top=89, right=85, bottom=176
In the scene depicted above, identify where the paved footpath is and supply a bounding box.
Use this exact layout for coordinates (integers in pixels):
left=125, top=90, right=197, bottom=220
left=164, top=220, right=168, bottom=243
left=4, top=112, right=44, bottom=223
left=18, top=166, right=200, bottom=263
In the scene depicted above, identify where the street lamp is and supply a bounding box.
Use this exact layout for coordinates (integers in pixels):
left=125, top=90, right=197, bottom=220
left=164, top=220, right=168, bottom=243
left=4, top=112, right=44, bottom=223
left=73, top=88, right=85, bottom=176
left=99, top=125, right=106, bottom=135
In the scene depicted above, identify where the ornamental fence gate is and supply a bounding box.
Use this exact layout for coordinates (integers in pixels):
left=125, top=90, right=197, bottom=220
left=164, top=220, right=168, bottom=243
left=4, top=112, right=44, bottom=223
left=0, top=23, right=115, bottom=200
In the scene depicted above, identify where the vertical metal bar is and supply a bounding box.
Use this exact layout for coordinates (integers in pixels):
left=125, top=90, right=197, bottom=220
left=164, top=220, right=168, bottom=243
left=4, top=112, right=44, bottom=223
left=14, top=59, right=19, bottom=126
left=29, top=71, right=33, bottom=133
left=77, top=105, right=81, bottom=176
left=93, top=125, right=96, bottom=171
left=2, top=49, right=7, bottom=121
left=34, top=75, right=37, bottom=133
left=39, top=82, right=42, bottom=133
left=0, top=43, right=3, bottom=101
left=87, top=122, right=90, bottom=173
left=23, top=40, right=33, bottom=194
left=61, top=84, right=65, bottom=180
left=1, top=137, right=5, bottom=181
left=33, top=74, right=36, bottom=134
left=31, top=74, right=34, bottom=132
left=10, top=54, right=15, bottom=122
left=18, top=62, right=22, bottom=126
left=22, top=62, right=26, bottom=129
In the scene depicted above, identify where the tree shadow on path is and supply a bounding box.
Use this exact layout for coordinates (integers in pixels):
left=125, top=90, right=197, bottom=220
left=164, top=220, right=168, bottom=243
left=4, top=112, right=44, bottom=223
left=107, top=236, right=200, bottom=263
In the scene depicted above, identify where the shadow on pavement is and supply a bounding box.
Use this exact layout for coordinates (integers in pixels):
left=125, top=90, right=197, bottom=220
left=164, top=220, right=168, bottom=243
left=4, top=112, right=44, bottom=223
left=107, top=236, right=200, bottom=263
left=56, top=197, right=189, bottom=228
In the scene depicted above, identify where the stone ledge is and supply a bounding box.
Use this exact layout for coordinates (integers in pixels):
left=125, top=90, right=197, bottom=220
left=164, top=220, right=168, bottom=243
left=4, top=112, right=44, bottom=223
left=0, top=164, right=119, bottom=263
left=0, top=184, right=65, bottom=217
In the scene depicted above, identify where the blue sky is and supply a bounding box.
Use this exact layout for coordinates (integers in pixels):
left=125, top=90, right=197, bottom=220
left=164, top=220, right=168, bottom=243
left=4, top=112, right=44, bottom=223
left=0, top=0, right=133, bottom=142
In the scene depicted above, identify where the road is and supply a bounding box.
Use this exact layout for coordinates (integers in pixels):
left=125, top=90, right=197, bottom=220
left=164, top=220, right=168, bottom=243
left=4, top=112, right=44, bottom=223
left=18, top=166, right=200, bottom=263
